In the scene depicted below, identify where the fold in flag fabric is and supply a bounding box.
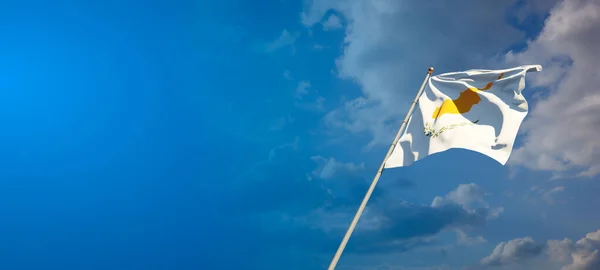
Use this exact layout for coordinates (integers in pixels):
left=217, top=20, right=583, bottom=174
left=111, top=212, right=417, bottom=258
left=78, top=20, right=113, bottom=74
left=384, top=65, right=542, bottom=168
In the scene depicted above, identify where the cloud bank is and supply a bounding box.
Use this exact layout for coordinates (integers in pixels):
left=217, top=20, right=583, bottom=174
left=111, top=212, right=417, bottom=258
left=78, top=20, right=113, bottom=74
left=302, top=0, right=525, bottom=147
left=302, top=0, right=600, bottom=178
left=478, top=229, right=600, bottom=269
left=506, top=0, right=600, bottom=178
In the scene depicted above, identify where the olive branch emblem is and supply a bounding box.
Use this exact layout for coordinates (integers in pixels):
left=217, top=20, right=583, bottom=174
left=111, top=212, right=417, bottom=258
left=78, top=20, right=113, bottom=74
left=424, top=119, right=479, bottom=138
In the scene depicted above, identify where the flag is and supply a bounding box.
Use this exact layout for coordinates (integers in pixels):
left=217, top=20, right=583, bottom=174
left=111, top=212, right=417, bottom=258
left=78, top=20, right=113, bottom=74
left=384, top=65, right=542, bottom=168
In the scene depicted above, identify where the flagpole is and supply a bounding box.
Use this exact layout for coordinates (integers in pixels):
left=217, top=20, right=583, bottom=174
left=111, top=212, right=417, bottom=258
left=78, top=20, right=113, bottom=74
left=326, top=66, right=434, bottom=270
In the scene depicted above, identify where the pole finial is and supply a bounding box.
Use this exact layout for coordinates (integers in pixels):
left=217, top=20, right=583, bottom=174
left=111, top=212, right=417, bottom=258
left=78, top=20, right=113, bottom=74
left=428, top=67, right=434, bottom=74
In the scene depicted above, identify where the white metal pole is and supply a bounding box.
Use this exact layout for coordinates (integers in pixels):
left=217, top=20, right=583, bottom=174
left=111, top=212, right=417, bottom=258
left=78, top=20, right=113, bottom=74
left=326, top=67, right=434, bottom=270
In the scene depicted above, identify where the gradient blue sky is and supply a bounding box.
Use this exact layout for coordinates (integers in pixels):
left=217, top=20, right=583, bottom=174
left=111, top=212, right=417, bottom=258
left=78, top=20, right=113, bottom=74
left=1, top=0, right=599, bottom=270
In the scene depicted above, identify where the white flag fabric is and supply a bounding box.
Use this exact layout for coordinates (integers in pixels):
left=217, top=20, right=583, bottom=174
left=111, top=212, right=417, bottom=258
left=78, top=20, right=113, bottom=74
left=384, top=65, right=542, bottom=168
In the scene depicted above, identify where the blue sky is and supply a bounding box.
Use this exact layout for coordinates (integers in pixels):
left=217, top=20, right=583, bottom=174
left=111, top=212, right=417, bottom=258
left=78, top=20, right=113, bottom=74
left=1, top=0, right=599, bottom=270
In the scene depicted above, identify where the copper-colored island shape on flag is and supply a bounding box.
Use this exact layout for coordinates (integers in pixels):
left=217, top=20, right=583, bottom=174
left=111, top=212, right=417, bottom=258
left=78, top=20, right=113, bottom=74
left=432, top=73, right=504, bottom=119
left=384, top=65, right=542, bottom=168
left=326, top=65, right=542, bottom=270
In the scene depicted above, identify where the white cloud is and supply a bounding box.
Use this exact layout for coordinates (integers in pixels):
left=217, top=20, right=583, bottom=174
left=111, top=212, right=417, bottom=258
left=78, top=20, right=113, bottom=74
left=506, top=0, right=600, bottom=178
left=480, top=237, right=544, bottom=267
left=512, top=0, right=562, bottom=23
left=313, top=44, right=327, bottom=50
left=455, top=229, right=487, bottom=246
left=297, top=183, right=502, bottom=253
left=268, top=136, right=299, bottom=161
left=431, top=183, right=503, bottom=221
left=263, top=29, right=298, bottom=53
left=295, top=80, right=312, bottom=99
left=547, top=238, right=575, bottom=263
left=294, top=95, right=326, bottom=112
left=309, top=155, right=364, bottom=179
left=479, top=229, right=600, bottom=270
left=270, top=115, right=295, bottom=131
left=322, top=13, right=343, bottom=31
left=289, top=79, right=326, bottom=112
left=564, top=229, right=600, bottom=270
left=283, top=69, right=293, bottom=80
left=543, top=186, right=565, bottom=204
left=430, top=184, right=501, bottom=244
left=432, top=183, right=489, bottom=210
left=302, top=1, right=526, bottom=147
left=525, top=185, right=567, bottom=205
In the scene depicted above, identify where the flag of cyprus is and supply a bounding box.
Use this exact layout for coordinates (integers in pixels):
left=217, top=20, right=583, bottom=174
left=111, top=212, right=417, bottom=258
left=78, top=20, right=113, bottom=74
left=384, top=65, right=542, bottom=168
